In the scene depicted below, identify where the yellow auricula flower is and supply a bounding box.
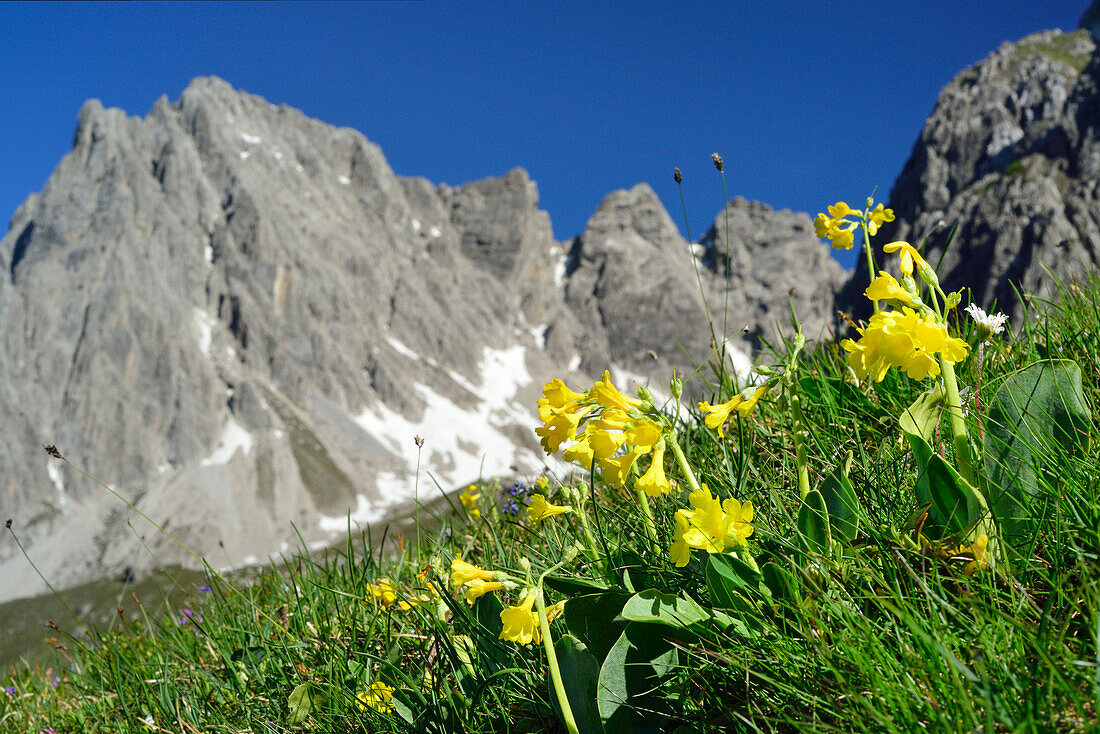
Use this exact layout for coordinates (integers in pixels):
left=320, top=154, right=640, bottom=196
left=527, top=493, right=571, bottom=524
left=882, top=240, right=933, bottom=283
left=461, top=578, right=505, bottom=605
left=538, top=378, right=587, bottom=415
left=864, top=272, right=917, bottom=305
left=450, top=559, right=495, bottom=589
left=698, top=384, right=768, bottom=436
left=366, top=579, right=398, bottom=607
left=535, top=406, right=591, bottom=454
left=459, top=484, right=481, bottom=518
left=561, top=435, right=594, bottom=467
left=866, top=203, right=895, bottom=235
left=669, top=485, right=755, bottom=567
left=814, top=202, right=862, bottom=250
left=634, top=443, right=672, bottom=497
left=590, top=370, right=642, bottom=412
left=597, top=449, right=642, bottom=488
left=499, top=588, right=540, bottom=646
left=356, top=681, right=395, bottom=713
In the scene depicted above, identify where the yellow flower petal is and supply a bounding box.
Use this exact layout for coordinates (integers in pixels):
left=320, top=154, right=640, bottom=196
left=527, top=494, right=572, bottom=524
left=499, top=589, right=540, bottom=646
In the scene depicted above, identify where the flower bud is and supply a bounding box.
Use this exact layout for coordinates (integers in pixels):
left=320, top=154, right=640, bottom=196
left=674, top=167, right=682, bottom=184
left=669, top=377, right=683, bottom=401
left=711, top=153, right=723, bottom=172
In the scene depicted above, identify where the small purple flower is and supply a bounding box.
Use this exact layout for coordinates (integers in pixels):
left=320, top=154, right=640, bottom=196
left=176, top=608, right=203, bottom=626
left=501, top=499, right=522, bottom=516
left=198, top=585, right=212, bottom=594
left=39, top=728, right=56, bottom=734
left=3, top=685, right=15, bottom=695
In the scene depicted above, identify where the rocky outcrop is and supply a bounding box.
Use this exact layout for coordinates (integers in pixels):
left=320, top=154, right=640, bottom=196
left=841, top=9, right=1100, bottom=319
left=0, top=77, right=845, bottom=602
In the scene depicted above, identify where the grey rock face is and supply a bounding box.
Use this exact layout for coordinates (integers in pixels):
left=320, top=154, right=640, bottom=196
left=697, top=198, right=845, bottom=347
left=0, top=77, right=840, bottom=602
left=841, top=23, right=1100, bottom=320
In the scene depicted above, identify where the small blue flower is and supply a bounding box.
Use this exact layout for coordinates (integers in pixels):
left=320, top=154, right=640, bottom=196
left=3, top=685, right=15, bottom=695
left=198, top=585, right=212, bottom=594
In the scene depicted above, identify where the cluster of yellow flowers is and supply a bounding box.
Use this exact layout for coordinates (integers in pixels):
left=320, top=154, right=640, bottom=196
left=536, top=371, right=671, bottom=496
left=814, top=201, right=894, bottom=250
left=356, top=680, right=396, bottom=713
left=841, top=241, right=969, bottom=382
left=669, top=485, right=754, bottom=567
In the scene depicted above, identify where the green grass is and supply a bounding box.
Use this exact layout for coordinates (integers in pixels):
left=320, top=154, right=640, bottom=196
left=3, top=271, right=1100, bottom=733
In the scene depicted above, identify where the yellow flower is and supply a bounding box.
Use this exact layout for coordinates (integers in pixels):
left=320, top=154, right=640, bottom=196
left=597, top=449, right=642, bottom=488
left=527, top=493, right=572, bottom=524
left=669, top=485, right=756, bottom=566
left=669, top=513, right=693, bottom=568
left=882, top=240, right=935, bottom=284
left=356, top=681, right=395, bottom=713
left=500, top=588, right=540, bottom=646
left=450, top=559, right=494, bottom=589
left=366, top=579, right=398, bottom=607
left=537, top=378, right=587, bottom=419
left=561, top=436, right=594, bottom=467
left=866, top=203, right=895, bottom=235
left=723, top=498, right=754, bottom=546
left=841, top=307, right=968, bottom=382
left=461, top=578, right=505, bottom=604
left=535, top=407, right=590, bottom=454
left=634, top=443, right=672, bottom=497
left=459, top=484, right=481, bottom=518
left=587, top=425, right=627, bottom=460
left=814, top=202, right=862, bottom=250
left=963, top=534, right=992, bottom=575
left=624, top=419, right=662, bottom=452
left=590, top=370, right=642, bottom=412
left=864, top=272, right=917, bottom=305
left=697, top=384, right=768, bottom=436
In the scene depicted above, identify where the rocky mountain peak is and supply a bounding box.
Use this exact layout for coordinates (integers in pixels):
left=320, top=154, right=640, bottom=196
left=841, top=18, right=1100, bottom=321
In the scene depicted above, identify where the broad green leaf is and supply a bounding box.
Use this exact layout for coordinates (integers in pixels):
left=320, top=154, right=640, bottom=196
left=817, top=462, right=862, bottom=542
left=286, top=683, right=324, bottom=725
left=619, top=589, right=708, bottom=628
left=706, top=553, right=761, bottom=610
left=597, top=623, right=676, bottom=734
left=926, top=453, right=988, bottom=534
left=565, top=592, right=630, bottom=664
left=899, top=386, right=946, bottom=443
left=984, top=359, right=1091, bottom=546
left=797, top=490, right=831, bottom=553
left=551, top=635, right=604, bottom=734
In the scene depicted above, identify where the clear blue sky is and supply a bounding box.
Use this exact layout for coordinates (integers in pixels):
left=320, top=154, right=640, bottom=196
left=2, top=1, right=1088, bottom=269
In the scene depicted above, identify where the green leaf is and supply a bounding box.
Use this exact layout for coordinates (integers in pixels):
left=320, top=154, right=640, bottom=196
left=706, top=553, right=761, bottom=610
left=926, top=453, right=988, bottom=535
left=797, top=489, right=831, bottom=553
left=551, top=635, right=604, bottom=734
left=899, top=386, right=946, bottom=443
left=286, top=683, right=324, bottom=725
left=817, top=462, right=862, bottom=542
left=619, top=589, right=708, bottom=628
left=565, top=592, right=631, bottom=664
left=598, top=623, right=676, bottom=734
left=544, top=575, right=609, bottom=596
left=761, top=562, right=798, bottom=603
left=984, top=359, right=1091, bottom=547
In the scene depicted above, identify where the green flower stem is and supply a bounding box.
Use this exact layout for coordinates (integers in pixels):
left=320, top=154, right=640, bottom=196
left=940, top=360, right=974, bottom=485
left=572, top=495, right=605, bottom=573
left=535, top=572, right=579, bottom=734
left=860, top=218, right=880, bottom=314
left=634, top=488, right=661, bottom=554
left=667, top=432, right=701, bottom=494
left=789, top=391, right=812, bottom=500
